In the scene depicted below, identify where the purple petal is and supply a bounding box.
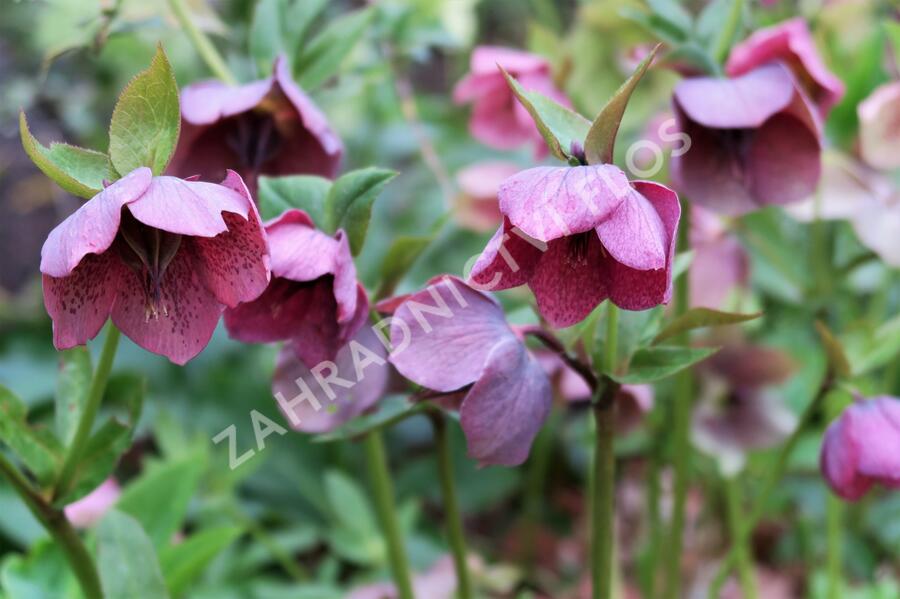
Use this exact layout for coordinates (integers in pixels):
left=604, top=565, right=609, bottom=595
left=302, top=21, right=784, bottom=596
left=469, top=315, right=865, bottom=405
left=459, top=336, right=552, bottom=466
left=858, top=81, right=900, bottom=171
left=596, top=187, right=668, bottom=271
left=821, top=409, right=870, bottom=501
left=852, top=398, right=900, bottom=488
left=469, top=46, right=549, bottom=76
left=746, top=112, right=821, bottom=206
left=180, top=79, right=273, bottom=125
left=40, top=167, right=152, bottom=278
left=468, top=219, right=544, bottom=291
left=290, top=283, right=369, bottom=368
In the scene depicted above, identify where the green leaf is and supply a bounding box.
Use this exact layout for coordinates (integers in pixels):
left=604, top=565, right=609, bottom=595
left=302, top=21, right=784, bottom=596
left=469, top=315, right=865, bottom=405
left=116, top=455, right=205, bottom=548
left=851, top=314, right=900, bottom=376
left=619, top=7, right=688, bottom=46
left=325, top=168, right=397, bottom=255
left=159, top=526, right=242, bottom=596
left=19, top=112, right=110, bottom=199
left=374, top=236, right=434, bottom=300
left=1, top=538, right=77, bottom=599
left=646, top=0, right=693, bottom=36
left=501, top=67, right=591, bottom=161
left=887, top=21, right=900, bottom=69
left=257, top=174, right=332, bottom=223
left=611, top=346, right=718, bottom=384
left=324, top=471, right=383, bottom=565
left=97, top=510, right=170, bottom=599
left=54, top=373, right=144, bottom=506
left=0, top=386, right=63, bottom=487
left=652, top=308, right=761, bottom=345
left=295, top=7, right=375, bottom=90
left=249, top=0, right=328, bottom=73
left=592, top=303, right=664, bottom=375
left=815, top=321, right=852, bottom=379
left=55, top=348, right=91, bottom=448
left=584, top=44, right=659, bottom=165
left=108, top=45, right=181, bottom=176
left=314, top=395, right=428, bottom=443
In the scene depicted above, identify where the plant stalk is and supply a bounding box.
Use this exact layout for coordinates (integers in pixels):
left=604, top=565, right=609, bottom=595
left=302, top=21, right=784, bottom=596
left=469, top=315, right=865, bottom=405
left=591, top=383, right=617, bottom=599
left=167, top=0, right=238, bottom=85
left=826, top=495, right=843, bottom=599
left=725, top=477, right=757, bottom=599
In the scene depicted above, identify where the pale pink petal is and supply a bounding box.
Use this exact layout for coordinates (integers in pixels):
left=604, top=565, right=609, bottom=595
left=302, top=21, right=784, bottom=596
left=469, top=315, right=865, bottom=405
left=469, top=46, right=549, bottom=76
left=111, top=249, right=222, bottom=365
left=852, top=198, right=900, bottom=268
left=859, top=81, right=900, bottom=171
left=468, top=84, right=532, bottom=150
left=64, top=478, right=121, bottom=528
left=468, top=220, right=544, bottom=291
left=40, top=167, right=152, bottom=277
left=596, top=187, right=667, bottom=271
left=180, top=78, right=273, bottom=125
left=852, top=398, right=900, bottom=486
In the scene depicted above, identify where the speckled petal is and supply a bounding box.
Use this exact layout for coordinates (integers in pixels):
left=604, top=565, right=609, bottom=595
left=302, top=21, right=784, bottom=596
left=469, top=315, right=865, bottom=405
left=468, top=219, right=544, bottom=291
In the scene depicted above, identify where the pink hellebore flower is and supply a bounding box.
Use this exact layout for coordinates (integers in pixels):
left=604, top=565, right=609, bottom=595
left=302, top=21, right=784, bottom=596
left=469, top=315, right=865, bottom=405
left=454, top=161, right=520, bottom=232
left=64, top=478, right=120, bottom=528
left=469, top=165, right=680, bottom=328
left=387, top=276, right=552, bottom=467
left=224, top=209, right=369, bottom=368
left=689, top=205, right=749, bottom=309
left=41, top=168, right=270, bottom=365
left=453, top=46, right=570, bottom=158
left=821, top=396, right=900, bottom=501
left=725, top=17, right=845, bottom=117
left=858, top=81, right=900, bottom=171
left=671, top=63, right=822, bottom=215
left=169, top=57, right=343, bottom=196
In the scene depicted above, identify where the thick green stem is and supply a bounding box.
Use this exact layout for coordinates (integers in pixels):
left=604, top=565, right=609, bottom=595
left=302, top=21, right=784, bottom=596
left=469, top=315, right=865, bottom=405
left=0, top=454, right=102, bottom=598
left=826, top=495, right=843, bottom=599
left=167, top=0, right=238, bottom=85
left=604, top=305, right=619, bottom=375
left=363, top=431, right=414, bottom=599
left=725, top=477, right=757, bottom=599
left=666, top=202, right=692, bottom=599
left=429, top=413, right=472, bottom=599
left=639, top=436, right=663, bottom=598
left=55, top=325, right=121, bottom=501
left=591, top=386, right=616, bottom=599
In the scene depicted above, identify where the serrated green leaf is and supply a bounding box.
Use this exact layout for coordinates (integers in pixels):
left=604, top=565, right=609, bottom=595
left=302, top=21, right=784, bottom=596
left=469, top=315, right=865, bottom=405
left=257, top=174, right=332, bottom=223
left=55, top=348, right=91, bottom=448
left=0, top=538, right=77, bottom=599
left=295, top=7, right=375, bottom=90
left=611, top=346, right=718, bottom=384
left=159, top=526, right=242, bottom=596
left=20, top=112, right=110, bottom=199
left=0, top=386, right=63, bottom=487
left=249, top=0, right=328, bottom=73
left=652, top=308, right=761, bottom=345
left=585, top=44, right=659, bottom=165
left=108, top=45, right=180, bottom=176
left=374, top=236, right=434, bottom=300
left=97, top=510, right=170, bottom=599
left=815, top=321, right=852, bottom=379
left=325, top=168, right=397, bottom=254
left=501, top=67, right=591, bottom=161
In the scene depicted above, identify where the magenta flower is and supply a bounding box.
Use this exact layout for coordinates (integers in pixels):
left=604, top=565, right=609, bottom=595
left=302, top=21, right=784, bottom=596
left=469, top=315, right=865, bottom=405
left=453, top=46, right=570, bottom=158
left=671, top=63, right=822, bottom=215
left=64, top=478, right=120, bottom=528
left=41, top=168, right=270, bottom=365
left=725, top=17, right=845, bottom=117
left=469, top=165, right=680, bottom=327
left=272, top=326, right=388, bottom=433
left=821, top=396, right=900, bottom=501
left=387, top=276, right=551, bottom=466
left=168, top=57, right=343, bottom=197
left=454, top=161, right=520, bottom=232
left=224, top=209, right=368, bottom=367
left=689, top=206, right=749, bottom=309
left=858, top=81, right=900, bottom=171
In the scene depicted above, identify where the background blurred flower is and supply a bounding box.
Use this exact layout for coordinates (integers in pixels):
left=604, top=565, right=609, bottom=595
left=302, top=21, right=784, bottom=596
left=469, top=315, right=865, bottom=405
left=64, top=478, right=120, bottom=529
left=689, top=206, right=749, bottom=309
left=821, top=396, right=900, bottom=501
left=858, top=81, right=900, bottom=171
left=671, top=63, right=822, bottom=215
left=453, top=46, right=569, bottom=158
left=453, top=161, right=519, bottom=232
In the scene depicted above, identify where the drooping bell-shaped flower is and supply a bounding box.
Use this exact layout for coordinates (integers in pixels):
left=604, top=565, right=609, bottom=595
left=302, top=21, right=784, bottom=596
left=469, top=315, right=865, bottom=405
left=453, top=46, right=570, bottom=158
left=169, top=57, right=343, bottom=197
left=469, top=164, right=680, bottom=327
left=387, top=276, right=552, bottom=467
left=725, top=17, right=845, bottom=117
left=858, top=81, right=900, bottom=171
left=224, top=209, right=369, bottom=368
left=821, top=396, right=900, bottom=501
left=41, top=167, right=270, bottom=365
left=671, top=63, right=822, bottom=215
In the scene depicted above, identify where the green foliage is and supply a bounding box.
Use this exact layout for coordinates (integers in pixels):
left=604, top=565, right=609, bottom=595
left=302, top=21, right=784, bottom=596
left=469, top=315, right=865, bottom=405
left=257, top=175, right=332, bottom=223
left=0, top=386, right=63, bottom=488
left=610, top=346, right=719, bottom=384
left=54, top=348, right=91, bottom=448
left=374, top=235, right=434, bottom=299
left=159, top=526, right=243, bottom=596
left=108, top=45, right=181, bottom=177
left=652, top=308, right=761, bottom=345
left=97, top=510, right=170, bottom=599
left=295, top=7, right=375, bottom=90
left=324, top=471, right=384, bottom=565
left=325, top=168, right=398, bottom=255
left=315, top=396, right=428, bottom=443
left=249, top=0, right=328, bottom=74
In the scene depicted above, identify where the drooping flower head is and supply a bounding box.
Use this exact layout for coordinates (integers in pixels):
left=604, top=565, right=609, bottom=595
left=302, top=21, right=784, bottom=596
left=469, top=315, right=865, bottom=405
left=224, top=209, right=368, bottom=367
left=725, top=17, right=845, bottom=117
left=821, top=396, right=900, bottom=501
left=689, top=205, right=750, bottom=309
left=387, top=276, right=552, bottom=466
left=453, top=46, right=570, bottom=158
left=858, top=81, right=900, bottom=171
left=169, top=57, right=343, bottom=196
left=469, top=165, right=680, bottom=327
left=41, top=167, right=270, bottom=365
left=671, top=63, right=822, bottom=215
left=454, top=161, right=520, bottom=232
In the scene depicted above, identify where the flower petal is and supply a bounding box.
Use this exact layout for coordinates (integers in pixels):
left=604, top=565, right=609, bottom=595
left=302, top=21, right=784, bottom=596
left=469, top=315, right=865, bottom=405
left=180, top=78, right=273, bottom=125
left=852, top=398, right=900, bottom=487
left=469, top=46, right=549, bottom=76
left=43, top=251, right=126, bottom=349
left=859, top=81, right=900, bottom=171
left=596, top=187, right=668, bottom=271
left=747, top=112, right=821, bottom=206
left=291, top=283, right=369, bottom=368
left=111, top=249, right=222, bottom=365
left=469, top=219, right=544, bottom=291
left=389, top=276, right=514, bottom=392
left=40, top=167, right=152, bottom=277
left=821, top=410, right=871, bottom=501
left=499, top=165, right=631, bottom=242
left=459, top=336, right=552, bottom=466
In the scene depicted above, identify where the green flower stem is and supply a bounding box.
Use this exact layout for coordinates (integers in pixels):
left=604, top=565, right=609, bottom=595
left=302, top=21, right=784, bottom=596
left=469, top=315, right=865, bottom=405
left=167, top=0, right=238, bottom=85
left=826, top=495, right=843, bottom=599
left=0, top=453, right=102, bottom=598
left=54, top=325, right=121, bottom=502
left=725, top=477, right=757, bottom=599
left=639, top=435, right=663, bottom=598
left=429, top=412, right=472, bottom=599
left=666, top=202, right=692, bottom=599
left=363, top=431, right=414, bottom=599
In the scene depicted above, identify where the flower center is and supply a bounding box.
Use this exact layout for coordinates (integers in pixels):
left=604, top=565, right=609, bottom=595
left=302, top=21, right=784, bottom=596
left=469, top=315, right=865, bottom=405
left=117, top=213, right=182, bottom=321
left=225, top=110, right=285, bottom=172
left=568, top=231, right=593, bottom=263
left=717, top=128, right=754, bottom=188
